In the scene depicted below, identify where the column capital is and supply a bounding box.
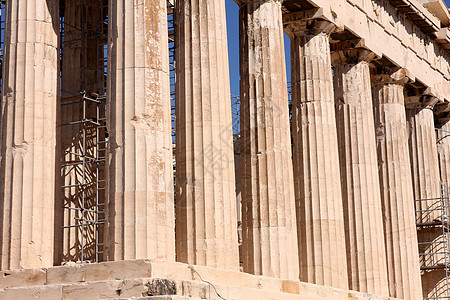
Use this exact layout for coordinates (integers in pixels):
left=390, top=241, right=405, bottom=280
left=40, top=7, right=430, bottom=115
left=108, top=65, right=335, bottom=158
left=436, top=113, right=450, bottom=126
left=331, top=39, right=377, bottom=65
left=371, top=67, right=411, bottom=87
left=236, top=0, right=282, bottom=7
left=434, top=103, right=450, bottom=126
left=285, top=19, right=335, bottom=38
left=405, top=88, right=439, bottom=110
left=283, top=8, right=336, bottom=38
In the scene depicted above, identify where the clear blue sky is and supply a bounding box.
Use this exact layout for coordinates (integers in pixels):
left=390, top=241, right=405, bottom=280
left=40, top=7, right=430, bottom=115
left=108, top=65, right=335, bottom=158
left=225, top=0, right=450, bottom=96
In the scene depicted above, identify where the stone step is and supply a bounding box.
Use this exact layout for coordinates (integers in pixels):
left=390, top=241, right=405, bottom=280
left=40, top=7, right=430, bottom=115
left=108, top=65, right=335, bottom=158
left=0, top=278, right=326, bottom=300
left=0, top=260, right=397, bottom=300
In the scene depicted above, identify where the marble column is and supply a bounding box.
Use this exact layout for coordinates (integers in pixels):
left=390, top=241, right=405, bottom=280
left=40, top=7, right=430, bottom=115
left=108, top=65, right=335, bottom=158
left=0, top=0, right=59, bottom=270
left=437, top=118, right=450, bottom=187
left=105, top=0, right=175, bottom=261
left=332, top=49, right=389, bottom=296
left=371, top=69, right=422, bottom=300
left=406, top=96, right=443, bottom=300
left=175, top=0, right=239, bottom=270
left=239, top=0, right=299, bottom=280
left=287, top=20, right=348, bottom=289
left=407, top=99, right=441, bottom=211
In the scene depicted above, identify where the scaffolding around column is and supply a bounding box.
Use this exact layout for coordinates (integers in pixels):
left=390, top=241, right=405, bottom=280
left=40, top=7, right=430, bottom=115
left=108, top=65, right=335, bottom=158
left=0, top=0, right=6, bottom=96
left=168, top=0, right=175, bottom=140
left=59, top=0, right=108, bottom=264
left=231, top=94, right=240, bottom=135
left=167, top=0, right=176, bottom=185
left=416, top=182, right=450, bottom=299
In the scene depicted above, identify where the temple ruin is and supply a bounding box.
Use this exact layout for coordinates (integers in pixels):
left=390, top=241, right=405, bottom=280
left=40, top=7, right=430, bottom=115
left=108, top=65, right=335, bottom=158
left=1, top=0, right=450, bottom=299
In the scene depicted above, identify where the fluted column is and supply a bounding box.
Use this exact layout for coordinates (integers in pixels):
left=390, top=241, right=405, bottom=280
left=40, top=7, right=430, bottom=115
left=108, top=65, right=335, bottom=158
left=406, top=96, right=443, bottom=299
left=105, top=0, right=175, bottom=261
left=332, top=49, right=389, bottom=296
left=287, top=20, right=347, bottom=288
left=175, top=0, right=239, bottom=270
left=407, top=99, right=441, bottom=207
left=437, top=118, right=450, bottom=187
left=371, top=69, right=422, bottom=300
left=239, top=0, right=299, bottom=280
left=0, top=0, right=59, bottom=270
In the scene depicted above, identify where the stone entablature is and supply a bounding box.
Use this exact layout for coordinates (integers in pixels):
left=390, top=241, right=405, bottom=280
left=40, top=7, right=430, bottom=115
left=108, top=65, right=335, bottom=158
left=420, top=0, right=450, bottom=27
left=282, top=0, right=450, bottom=101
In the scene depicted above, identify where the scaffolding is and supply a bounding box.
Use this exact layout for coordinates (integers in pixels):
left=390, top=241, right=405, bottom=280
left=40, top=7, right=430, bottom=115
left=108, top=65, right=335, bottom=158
left=0, top=1, right=6, bottom=97
left=229, top=81, right=292, bottom=137
left=231, top=95, right=240, bottom=135
left=167, top=0, right=176, bottom=186
left=168, top=0, right=176, bottom=141
left=59, top=0, right=108, bottom=263
left=416, top=182, right=450, bottom=299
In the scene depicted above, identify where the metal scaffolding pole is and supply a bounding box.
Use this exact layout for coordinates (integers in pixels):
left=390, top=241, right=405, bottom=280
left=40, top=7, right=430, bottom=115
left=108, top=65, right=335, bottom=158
left=0, top=1, right=6, bottom=97
left=168, top=0, right=176, bottom=187
left=416, top=181, right=450, bottom=299
left=59, top=0, right=108, bottom=264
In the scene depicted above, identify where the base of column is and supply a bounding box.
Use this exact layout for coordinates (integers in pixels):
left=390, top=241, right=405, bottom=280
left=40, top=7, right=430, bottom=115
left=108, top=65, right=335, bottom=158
left=0, top=260, right=400, bottom=300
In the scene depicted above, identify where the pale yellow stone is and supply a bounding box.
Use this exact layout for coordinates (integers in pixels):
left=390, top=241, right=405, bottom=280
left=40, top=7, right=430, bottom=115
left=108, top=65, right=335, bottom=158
left=175, top=0, right=239, bottom=271
left=293, top=0, right=450, bottom=100
left=1, top=0, right=450, bottom=298
left=46, top=260, right=153, bottom=285
left=406, top=100, right=444, bottom=300
left=0, top=285, right=63, bottom=300
left=0, top=268, right=47, bottom=289
left=105, top=0, right=175, bottom=261
left=371, top=70, right=422, bottom=300
left=333, top=50, right=389, bottom=297
left=61, top=279, right=147, bottom=300
left=0, top=0, right=59, bottom=270
left=287, top=22, right=348, bottom=289
left=239, top=0, right=299, bottom=281
left=0, top=260, right=399, bottom=300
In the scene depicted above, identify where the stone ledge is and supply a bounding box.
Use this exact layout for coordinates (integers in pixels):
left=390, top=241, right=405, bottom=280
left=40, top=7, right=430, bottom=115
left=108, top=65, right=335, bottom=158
left=0, top=260, right=399, bottom=300
left=0, top=278, right=385, bottom=300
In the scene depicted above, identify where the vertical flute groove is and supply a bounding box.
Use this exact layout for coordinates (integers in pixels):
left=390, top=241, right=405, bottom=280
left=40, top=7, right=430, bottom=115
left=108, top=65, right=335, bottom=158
left=106, top=0, right=175, bottom=262
left=175, top=0, right=239, bottom=270
left=372, top=75, right=422, bottom=299
left=407, top=104, right=443, bottom=299
left=0, top=0, right=59, bottom=271
left=334, top=59, right=389, bottom=296
left=290, top=30, right=348, bottom=289
left=240, top=0, right=299, bottom=280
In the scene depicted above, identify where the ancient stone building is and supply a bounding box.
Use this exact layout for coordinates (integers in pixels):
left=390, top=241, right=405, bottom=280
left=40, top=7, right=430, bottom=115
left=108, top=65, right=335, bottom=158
left=1, top=0, right=450, bottom=299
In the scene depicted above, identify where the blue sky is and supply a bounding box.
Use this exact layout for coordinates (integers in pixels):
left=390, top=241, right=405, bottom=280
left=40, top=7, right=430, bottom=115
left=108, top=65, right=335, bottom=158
left=225, top=0, right=450, bottom=96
